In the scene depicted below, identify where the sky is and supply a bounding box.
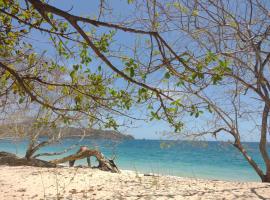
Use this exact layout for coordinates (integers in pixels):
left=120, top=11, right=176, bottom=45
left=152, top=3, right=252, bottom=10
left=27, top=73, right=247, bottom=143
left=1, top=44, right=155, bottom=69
left=19, top=0, right=266, bottom=142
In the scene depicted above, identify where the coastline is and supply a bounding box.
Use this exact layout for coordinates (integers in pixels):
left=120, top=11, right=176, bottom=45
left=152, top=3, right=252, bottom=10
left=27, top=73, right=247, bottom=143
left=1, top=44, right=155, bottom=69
left=0, top=139, right=266, bottom=182
left=0, top=166, right=269, bottom=199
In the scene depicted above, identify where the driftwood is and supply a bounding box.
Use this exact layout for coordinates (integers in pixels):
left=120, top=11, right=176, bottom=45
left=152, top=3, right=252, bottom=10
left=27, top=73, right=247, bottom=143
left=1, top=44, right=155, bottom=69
left=0, top=149, right=120, bottom=173
left=0, top=151, right=56, bottom=167
left=50, top=149, right=120, bottom=173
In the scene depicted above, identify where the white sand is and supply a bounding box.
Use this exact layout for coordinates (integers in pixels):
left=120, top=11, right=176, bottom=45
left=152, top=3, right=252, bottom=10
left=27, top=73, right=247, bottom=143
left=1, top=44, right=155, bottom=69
left=0, top=166, right=269, bottom=199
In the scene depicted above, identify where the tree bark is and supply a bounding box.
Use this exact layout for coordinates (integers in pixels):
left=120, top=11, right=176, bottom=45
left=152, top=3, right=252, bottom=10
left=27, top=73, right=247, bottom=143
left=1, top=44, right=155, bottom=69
left=1, top=149, right=120, bottom=173
left=50, top=149, right=119, bottom=173
left=259, top=104, right=270, bottom=182
left=263, top=168, right=270, bottom=183
left=25, top=141, right=49, bottom=160
left=0, top=151, right=56, bottom=167
left=234, top=142, right=266, bottom=182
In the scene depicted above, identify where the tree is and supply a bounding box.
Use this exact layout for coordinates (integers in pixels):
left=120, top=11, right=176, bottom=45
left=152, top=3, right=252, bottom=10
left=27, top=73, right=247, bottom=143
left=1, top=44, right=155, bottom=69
left=130, top=0, right=270, bottom=182
left=0, top=105, right=86, bottom=159
left=0, top=0, right=138, bottom=130
left=1, top=0, right=270, bottom=182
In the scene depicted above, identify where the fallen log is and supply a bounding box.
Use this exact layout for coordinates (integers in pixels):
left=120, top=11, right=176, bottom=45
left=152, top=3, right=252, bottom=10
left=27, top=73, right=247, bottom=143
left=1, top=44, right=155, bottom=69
left=0, top=149, right=119, bottom=173
left=0, top=151, right=56, bottom=168
left=50, top=149, right=120, bottom=173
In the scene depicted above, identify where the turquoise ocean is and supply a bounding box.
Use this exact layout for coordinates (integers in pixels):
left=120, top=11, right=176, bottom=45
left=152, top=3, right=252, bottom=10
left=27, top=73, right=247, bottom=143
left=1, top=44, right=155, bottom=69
left=0, top=138, right=268, bottom=182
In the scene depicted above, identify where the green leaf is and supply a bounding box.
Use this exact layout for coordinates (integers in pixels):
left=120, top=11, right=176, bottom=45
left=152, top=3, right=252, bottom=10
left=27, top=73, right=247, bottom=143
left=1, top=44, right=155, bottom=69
left=171, top=99, right=182, bottom=107
left=205, top=51, right=218, bottom=64
left=176, top=80, right=184, bottom=86
left=129, top=67, right=135, bottom=77
left=19, top=97, right=25, bottom=104
left=207, top=104, right=213, bottom=113
left=73, top=64, right=80, bottom=71
left=138, top=88, right=147, bottom=96
left=192, top=9, right=199, bottom=16
left=150, top=111, right=161, bottom=120
left=164, top=72, right=171, bottom=79
left=211, top=74, right=222, bottom=84
left=47, top=85, right=55, bottom=91
left=70, top=70, right=76, bottom=81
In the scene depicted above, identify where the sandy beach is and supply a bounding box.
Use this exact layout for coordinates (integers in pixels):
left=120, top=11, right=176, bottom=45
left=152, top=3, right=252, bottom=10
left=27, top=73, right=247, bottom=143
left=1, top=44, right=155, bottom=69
left=0, top=166, right=269, bottom=200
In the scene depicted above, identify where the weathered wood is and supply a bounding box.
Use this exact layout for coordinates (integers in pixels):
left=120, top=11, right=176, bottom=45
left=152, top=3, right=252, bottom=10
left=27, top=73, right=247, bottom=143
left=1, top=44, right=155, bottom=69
left=0, top=149, right=120, bottom=173
left=0, top=151, right=56, bottom=168
left=50, top=149, right=120, bottom=173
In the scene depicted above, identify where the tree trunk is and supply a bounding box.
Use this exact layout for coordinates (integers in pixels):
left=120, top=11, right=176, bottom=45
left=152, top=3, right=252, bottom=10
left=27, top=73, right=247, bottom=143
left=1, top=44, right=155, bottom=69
left=25, top=148, right=35, bottom=160
left=233, top=142, right=267, bottom=182
left=25, top=141, right=50, bottom=160
left=259, top=104, right=270, bottom=182
left=50, top=149, right=120, bottom=173
left=262, top=170, right=270, bottom=182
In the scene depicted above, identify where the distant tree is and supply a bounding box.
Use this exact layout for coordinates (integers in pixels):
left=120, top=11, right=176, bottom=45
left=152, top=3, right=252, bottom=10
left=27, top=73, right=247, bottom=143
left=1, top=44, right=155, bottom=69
left=1, top=0, right=270, bottom=182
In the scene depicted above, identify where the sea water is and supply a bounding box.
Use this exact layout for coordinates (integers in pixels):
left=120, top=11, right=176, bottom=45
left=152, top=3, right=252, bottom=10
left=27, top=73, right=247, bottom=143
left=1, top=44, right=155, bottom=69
left=0, top=138, right=267, bottom=182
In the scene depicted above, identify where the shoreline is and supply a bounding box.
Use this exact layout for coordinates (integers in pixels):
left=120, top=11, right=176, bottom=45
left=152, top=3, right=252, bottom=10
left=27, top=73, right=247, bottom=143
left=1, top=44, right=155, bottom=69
left=0, top=166, right=269, bottom=199
left=0, top=148, right=264, bottom=183
left=0, top=139, right=267, bottom=183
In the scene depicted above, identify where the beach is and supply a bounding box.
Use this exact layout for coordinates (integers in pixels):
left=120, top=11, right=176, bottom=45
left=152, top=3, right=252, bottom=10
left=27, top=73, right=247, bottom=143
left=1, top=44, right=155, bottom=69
left=0, top=166, right=269, bottom=200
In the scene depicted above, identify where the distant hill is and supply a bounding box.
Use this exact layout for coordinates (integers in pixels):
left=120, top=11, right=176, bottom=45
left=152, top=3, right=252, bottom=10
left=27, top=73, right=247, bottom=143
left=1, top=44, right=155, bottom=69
left=0, top=123, right=134, bottom=140
left=59, top=127, right=134, bottom=140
